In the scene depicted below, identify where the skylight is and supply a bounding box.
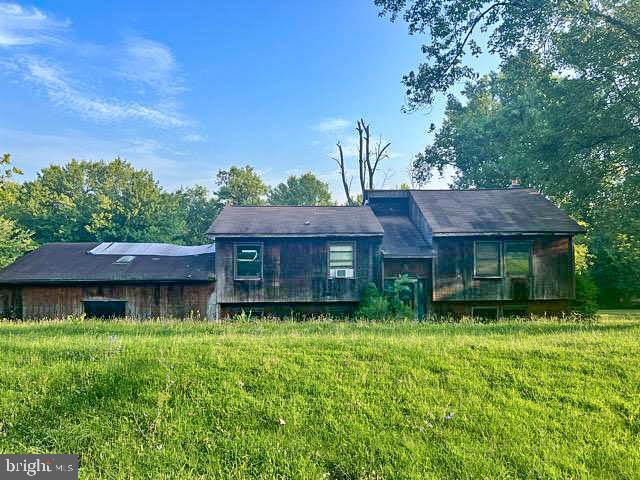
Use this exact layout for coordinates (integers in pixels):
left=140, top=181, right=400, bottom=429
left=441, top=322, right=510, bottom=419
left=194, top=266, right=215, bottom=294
left=114, top=255, right=135, bottom=264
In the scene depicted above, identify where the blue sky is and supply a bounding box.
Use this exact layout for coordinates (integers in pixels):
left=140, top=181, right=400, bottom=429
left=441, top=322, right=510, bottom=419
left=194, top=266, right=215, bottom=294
left=0, top=1, right=497, bottom=200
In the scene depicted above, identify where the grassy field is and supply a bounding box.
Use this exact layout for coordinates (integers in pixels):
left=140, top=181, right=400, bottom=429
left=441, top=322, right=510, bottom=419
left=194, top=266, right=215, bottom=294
left=0, top=313, right=639, bottom=479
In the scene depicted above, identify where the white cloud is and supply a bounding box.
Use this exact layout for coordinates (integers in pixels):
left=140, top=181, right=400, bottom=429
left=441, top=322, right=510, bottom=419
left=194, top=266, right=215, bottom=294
left=182, top=133, right=205, bottom=143
left=313, top=117, right=351, bottom=132
left=0, top=3, right=69, bottom=47
left=119, top=36, right=184, bottom=95
left=18, top=55, right=188, bottom=127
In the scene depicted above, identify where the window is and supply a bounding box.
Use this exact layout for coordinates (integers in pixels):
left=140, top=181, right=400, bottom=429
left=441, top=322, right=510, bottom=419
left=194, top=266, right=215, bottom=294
left=474, top=241, right=501, bottom=277
left=114, top=255, right=135, bottom=264
left=328, top=243, right=354, bottom=278
left=505, top=241, right=531, bottom=277
left=235, top=244, right=262, bottom=279
left=83, top=300, right=127, bottom=319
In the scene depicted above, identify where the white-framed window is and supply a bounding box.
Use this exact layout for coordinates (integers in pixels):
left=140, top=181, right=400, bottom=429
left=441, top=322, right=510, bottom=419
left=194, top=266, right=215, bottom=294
left=328, top=243, right=355, bottom=278
left=234, top=243, right=263, bottom=280
left=474, top=241, right=501, bottom=277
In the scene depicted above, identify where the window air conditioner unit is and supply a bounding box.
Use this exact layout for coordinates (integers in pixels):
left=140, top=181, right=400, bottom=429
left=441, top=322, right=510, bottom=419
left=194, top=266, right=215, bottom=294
left=330, top=268, right=354, bottom=279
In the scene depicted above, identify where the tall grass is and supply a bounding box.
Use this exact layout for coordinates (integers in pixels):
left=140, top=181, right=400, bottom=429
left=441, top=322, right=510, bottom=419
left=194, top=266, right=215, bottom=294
left=0, top=313, right=638, bottom=479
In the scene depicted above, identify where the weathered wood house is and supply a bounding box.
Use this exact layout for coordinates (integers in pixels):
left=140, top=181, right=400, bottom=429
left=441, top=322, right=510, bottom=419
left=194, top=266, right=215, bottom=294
left=0, top=187, right=583, bottom=320
left=0, top=243, right=215, bottom=319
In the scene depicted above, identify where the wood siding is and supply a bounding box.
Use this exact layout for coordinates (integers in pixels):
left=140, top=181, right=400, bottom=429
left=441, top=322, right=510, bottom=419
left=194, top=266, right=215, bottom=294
left=432, top=236, right=574, bottom=302
left=0, top=283, right=214, bottom=319
left=215, top=236, right=381, bottom=304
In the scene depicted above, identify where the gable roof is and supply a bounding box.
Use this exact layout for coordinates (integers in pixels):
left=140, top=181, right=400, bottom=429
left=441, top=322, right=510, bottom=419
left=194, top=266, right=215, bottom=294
left=207, top=206, right=384, bottom=237
left=377, top=215, right=432, bottom=258
left=402, top=188, right=583, bottom=235
left=0, top=243, right=215, bottom=285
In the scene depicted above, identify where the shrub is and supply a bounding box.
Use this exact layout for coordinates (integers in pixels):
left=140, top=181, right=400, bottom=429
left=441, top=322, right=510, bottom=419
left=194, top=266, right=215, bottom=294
left=357, top=276, right=416, bottom=320
left=572, top=271, right=599, bottom=317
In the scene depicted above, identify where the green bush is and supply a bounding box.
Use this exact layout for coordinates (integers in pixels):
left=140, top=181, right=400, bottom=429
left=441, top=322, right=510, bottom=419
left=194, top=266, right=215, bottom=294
left=572, top=271, right=599, bottom=317
left=357, top=276, right=416, bottom=320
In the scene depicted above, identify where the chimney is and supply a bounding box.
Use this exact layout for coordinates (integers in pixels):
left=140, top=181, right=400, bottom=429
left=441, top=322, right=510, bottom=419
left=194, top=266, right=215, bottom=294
left=510, top=178, right=521, bottom=188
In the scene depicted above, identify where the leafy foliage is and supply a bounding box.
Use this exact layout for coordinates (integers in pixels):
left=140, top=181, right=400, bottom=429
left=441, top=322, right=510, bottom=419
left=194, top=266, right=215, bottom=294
left=376, top=0, right=640, bottom=110
left=215, top=165, right=268, bottom=206
left=267, top=172, right=333, bottom=206
left=0, top=154, right=35, bottom=266
left=357, top=275, right=416, bottom=319
left=10, top=159, right=185, bottom=244
left=173, top=185, right=221, bottom=244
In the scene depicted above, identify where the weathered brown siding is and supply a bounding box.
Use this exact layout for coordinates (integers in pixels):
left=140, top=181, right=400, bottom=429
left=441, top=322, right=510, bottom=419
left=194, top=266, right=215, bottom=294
left=215, top=236, right=382, bottom=305
left=383, top=258, right=431, bottom=279
left=432, top=236, right=574, bottom=302
left=1, top=283, right=214, bottom=320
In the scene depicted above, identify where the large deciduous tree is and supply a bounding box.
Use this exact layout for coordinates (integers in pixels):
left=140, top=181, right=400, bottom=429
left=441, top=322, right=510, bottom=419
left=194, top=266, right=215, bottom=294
left=0, top=154, right=35, bottom=267
left=267, top=172, right=333, bottom=206
left=12, top=158, right=185, bottom=244
left=376, top=0, right=640, bottom=110
left=215, top=165, right=268, bottom=206
left=173, top=185, right=221, bottom=244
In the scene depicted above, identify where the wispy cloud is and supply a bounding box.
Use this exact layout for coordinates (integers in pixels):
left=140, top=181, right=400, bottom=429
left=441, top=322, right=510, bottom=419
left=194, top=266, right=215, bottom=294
left=0, top=3, right=69, bottom=47
left=118, top=36, right=184, bottom=95
left=182, top=133, right=205, bottom=143
left=18, top=55, right=188, bottom=127
left=313, top=117, right=351, bottom=132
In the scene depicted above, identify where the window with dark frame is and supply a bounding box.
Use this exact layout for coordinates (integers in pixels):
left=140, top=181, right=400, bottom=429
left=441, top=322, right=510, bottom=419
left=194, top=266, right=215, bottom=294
left=474, top=241, right=501, bottom=277
left=505, top=241, right=531, bottom=277
left=235, top=244, right=262, bottom=279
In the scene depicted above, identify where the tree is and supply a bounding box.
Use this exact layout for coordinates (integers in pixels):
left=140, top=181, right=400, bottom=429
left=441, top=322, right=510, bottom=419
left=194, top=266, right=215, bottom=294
left=0, top=154, right=35, bottom=267
left=173, top=185, right=221, bottom=244
left=215, top=165, right=268, bottom=206
left=12, top=158, right=185, bottom=244
left=376, top=0, right=640, bottom=110
left=333, top=119, right=391, bottom=205
left=267, top=173, right=333, bottom=206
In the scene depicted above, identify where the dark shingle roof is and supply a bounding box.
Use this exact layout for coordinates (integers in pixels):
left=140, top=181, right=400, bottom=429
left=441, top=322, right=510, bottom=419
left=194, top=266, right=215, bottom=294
left=407, top=189, right=584, bottom=235
left=378, top=216, right=432, bottom=257
left=0, top=243, right=215, bottom=284
left=207, top=206, right=384, bottom=237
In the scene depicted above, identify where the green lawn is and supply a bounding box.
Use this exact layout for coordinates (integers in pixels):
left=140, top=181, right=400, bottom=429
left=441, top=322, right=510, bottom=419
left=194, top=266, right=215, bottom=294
left=1, top=314, right=639, bottom=479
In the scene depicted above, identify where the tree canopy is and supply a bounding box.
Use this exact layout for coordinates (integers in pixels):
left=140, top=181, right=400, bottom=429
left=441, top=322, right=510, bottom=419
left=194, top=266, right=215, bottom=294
left=215, top=165, right=269, bottom=206
left=0, top=154, right=35, bottom=267
left=376, top=0, right=640, bottom=110
left=267, top=173, right=333, bottom=206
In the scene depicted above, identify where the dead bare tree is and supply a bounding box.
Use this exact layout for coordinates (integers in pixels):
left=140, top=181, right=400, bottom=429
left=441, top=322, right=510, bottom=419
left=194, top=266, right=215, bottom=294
left=332, top=119, right=391, bottom=205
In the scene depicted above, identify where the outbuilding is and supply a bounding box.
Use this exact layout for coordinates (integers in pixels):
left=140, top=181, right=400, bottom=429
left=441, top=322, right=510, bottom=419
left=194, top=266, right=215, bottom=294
left=0, top=242, right=216, bottom=319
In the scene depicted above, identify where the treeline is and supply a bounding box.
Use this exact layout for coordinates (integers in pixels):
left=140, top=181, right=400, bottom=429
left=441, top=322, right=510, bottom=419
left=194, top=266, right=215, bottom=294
left=0, top=155, right=334, bottom=267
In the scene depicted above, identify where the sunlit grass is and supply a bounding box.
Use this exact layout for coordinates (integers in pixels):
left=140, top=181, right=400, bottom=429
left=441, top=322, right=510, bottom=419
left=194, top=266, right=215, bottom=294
left=0, top=312, right=639, bottom=479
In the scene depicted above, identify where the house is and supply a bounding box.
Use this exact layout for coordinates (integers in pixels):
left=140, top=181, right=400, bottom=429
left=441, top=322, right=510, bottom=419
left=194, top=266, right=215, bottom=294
left=0, top=187, right=583, bottom=320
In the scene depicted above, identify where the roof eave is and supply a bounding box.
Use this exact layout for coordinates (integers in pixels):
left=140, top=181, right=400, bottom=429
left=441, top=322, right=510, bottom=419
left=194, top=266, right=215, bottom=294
left=432, top=230, right=584, bottom=237
left=208, top=233, right=384, bottom=238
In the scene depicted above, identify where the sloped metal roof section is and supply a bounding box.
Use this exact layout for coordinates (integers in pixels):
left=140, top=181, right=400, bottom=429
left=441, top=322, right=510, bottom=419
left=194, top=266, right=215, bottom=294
left=89, top=242, right=215, bottom=256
